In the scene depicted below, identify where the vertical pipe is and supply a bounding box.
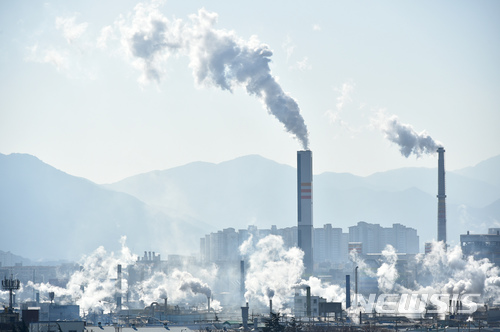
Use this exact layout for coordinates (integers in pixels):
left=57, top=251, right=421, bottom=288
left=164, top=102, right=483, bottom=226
left=240, top=260, right=245, bottom=303
left=355, top=266, right=358, bottom=308
left=116, top=264, right=122, bottom=311
left=346, top=275, right=351, bottom=309
left=306, top=286, right=311, bottom=317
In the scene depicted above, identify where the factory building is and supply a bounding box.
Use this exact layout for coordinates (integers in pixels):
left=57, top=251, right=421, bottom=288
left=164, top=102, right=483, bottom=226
left=461, top=228, right=500, bottom=266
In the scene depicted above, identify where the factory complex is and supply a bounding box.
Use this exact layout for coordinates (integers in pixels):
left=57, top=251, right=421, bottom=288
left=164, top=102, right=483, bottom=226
left=2, top=149, right=500, bottom=332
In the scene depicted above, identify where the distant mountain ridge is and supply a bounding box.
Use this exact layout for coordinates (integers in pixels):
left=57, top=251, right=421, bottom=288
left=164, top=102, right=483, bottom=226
left=107, top=153, right=500, bottom=248
left=0, top=153, right=209, bottom=262
left=1, top=152, right=499, bottom=262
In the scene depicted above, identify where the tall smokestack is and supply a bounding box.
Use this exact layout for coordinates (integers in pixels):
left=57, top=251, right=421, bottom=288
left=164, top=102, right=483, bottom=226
left=437, top=147, right=447, bottom=245
left=297, top=150, right=313, bottom=275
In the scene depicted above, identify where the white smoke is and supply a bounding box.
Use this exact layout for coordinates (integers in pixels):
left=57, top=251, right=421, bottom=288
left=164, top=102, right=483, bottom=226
left=238, top=234, right=500, bottom=320
left=114, top=3, right=309, bottom=149
left=240, top=235, right=304, bottom=311
left=132, top=269, right=220, bottom=311
left=373, top=110, right=442, bottom=157
left=298, top=276, right=345, bottom=304
left=177, top=270, right=212, bottom=299
left=411, top=241, right=500, bottom=301
left=377, top=245, right=399, bottom=293
left=25, top=237, right=222, bottom=314
left=28, top=236, right=136, bottom=313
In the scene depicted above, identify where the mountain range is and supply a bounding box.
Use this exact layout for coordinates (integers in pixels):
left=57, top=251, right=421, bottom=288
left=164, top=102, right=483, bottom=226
left=1, top=152, right=499, bottom=262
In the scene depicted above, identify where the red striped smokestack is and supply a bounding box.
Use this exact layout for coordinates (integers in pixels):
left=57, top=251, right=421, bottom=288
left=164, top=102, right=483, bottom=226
left=437, top=147, right=447, bottom=245
left=298, top=150, right=313, bottom=275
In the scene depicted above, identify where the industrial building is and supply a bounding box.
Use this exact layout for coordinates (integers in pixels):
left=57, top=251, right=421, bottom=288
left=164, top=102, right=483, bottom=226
left=461, top=228, right=500, bottom=266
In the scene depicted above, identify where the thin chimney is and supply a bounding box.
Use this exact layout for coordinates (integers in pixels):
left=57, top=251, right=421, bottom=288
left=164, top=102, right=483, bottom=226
left=437, top=147, right=447, bottom=246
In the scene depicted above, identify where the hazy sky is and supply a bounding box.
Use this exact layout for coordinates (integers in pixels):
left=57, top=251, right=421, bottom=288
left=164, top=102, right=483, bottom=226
left=1, top=0, right=499, bottom=184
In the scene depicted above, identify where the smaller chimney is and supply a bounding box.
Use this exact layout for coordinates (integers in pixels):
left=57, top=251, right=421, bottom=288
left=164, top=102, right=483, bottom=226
left=240, top=260, right=245, bottom=302
left=116, top=264, right=122, bottom=311
left=241, top=304, right=249, bottom=331
left=306, top=286, right=311, bottom=317
left=269, top=299, right=273, bottom=316
left=208, top=296, right=211, bottom=313
left=346, top=275, right=351, bottom=309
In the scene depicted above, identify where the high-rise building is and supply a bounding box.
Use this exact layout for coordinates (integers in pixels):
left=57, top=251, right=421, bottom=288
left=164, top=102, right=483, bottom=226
left=314, top=224, right=348, bottom=264
left=297, top=150, right=313, bottom=274
left=348, top=222, right=419, bottom=254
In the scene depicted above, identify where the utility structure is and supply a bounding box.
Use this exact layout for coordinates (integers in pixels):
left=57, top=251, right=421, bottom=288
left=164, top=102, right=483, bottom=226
left=116, top=264, right=122, bottom=311
left=297, top=150, right=313, bottom=275
left=2, top=275, right=21, bottom=309
left=437, top=147, right=447, bottom=246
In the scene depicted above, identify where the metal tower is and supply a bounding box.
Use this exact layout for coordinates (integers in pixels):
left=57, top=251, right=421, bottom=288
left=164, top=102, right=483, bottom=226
left=2, top=275, right=20, bottom=309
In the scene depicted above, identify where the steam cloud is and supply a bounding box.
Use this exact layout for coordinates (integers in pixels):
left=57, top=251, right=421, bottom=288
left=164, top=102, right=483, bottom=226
left=374, top=111, right=442, bottom=157
left=376, top=245, right=399, bottom=293
left=7, top=234, right=500, bottom=320
left=115, top=3, right=309, bottom=149
left=27, top=236, right=136, bottom=313
left=21, top=237, right=221, bottom=314
left=177, top=271, right=212, bottom=299
left=351, top=241, right=500, bottom=318
left=240, top=235, right=304, bottom=311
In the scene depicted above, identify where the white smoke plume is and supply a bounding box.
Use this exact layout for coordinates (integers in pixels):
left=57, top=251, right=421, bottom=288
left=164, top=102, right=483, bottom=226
left=373, top=110, right=442, bottom=157
left=240, top=234, right=500, bottom=318
left=28, top=236, right=136, bottom=314
left=298, top=276, right=345, bottom=304
left=115, top=3, right=309, bottom=149
left=411, top=241, right=500, bottom=302
left=177, top=270, right=212, bottom=299
left=240, top=235, right=304, bottom=311
left=24, top=237, right=222, bottom=314
left=132, top=269, right=220, bottom=311
left=377, top=245, right=399, bottom=293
